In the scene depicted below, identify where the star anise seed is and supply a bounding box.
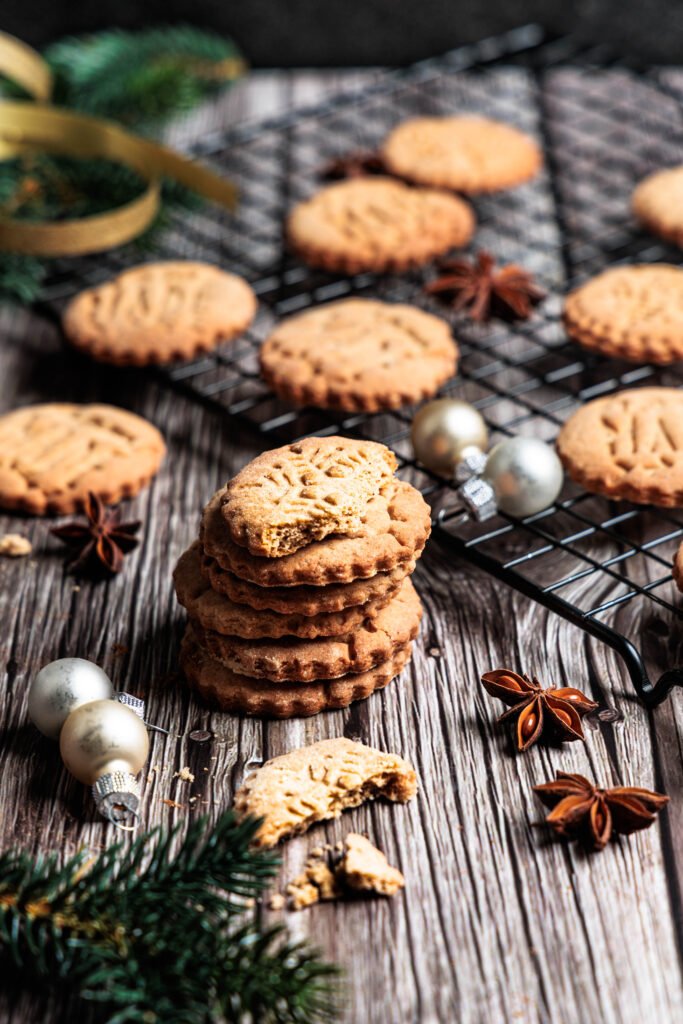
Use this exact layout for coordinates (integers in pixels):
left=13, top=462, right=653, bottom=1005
left=534, top=771, right=669, bottom=851
left=425, top=250, right=545, bottom=322
left=481, top=668, right=598, bottom=751
left=318, top=149, right=386, bottom=180
left=51, top=492, right=140, bottom=577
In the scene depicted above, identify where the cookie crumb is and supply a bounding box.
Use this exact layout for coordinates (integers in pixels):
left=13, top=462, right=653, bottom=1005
left=0, top=534, right=32, bottom=557
left=175, top=766, right=195, bottom=783
left=269, top=892, right=286, bottom=911
left=162, top=798, right=184, bottom=809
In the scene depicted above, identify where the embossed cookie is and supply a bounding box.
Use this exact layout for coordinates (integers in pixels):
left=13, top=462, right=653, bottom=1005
left=190, top=576, right=422, bottom=681
left=287, top=177, right=475, bottom=274
left=632, top=166, right=683, bottom=249
left=174, top=542, right=393, bottom=638
left=63, top=261, right=257, bottom=366
left=673, top=543, right=683, bottom=592
left=563, top=265, right=683, bottom=364
left=222, top=436, right=397, bottom=557
left=0, top=403, right=165, bottom=515
left=260, top=298, right=458, bottom=412
left=556, top=388, right=683, bottom=506
left=180, top=627, right=413, bottom=720
left=233, top=735, right=417, bottom=846
left=381, top=116, right=542, bottom=194
left=201, top=551, right=411, bottom=615
left=202, top=479, right=432, bottom=587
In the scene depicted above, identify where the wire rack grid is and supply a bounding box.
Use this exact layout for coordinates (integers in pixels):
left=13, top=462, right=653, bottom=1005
left=39, top=24, right=683, bottom=706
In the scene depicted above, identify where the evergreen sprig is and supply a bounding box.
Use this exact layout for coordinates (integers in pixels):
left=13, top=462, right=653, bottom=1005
left=0, top=25, right=245, bottom=304
left=0, top=811, right=338, bottom=1023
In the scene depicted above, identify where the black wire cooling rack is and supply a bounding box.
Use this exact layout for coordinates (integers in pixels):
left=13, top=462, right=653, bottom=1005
left=39, top=24, right=683, bottom=706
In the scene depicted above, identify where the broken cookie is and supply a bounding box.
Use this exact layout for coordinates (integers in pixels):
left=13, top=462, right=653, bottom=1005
left=282, top=833, right=405, bottom=910
left=233, top=737, right=417, bottom=848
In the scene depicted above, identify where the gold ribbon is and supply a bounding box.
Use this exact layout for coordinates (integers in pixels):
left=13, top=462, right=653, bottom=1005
left=0, top=32, right=238, bottom=257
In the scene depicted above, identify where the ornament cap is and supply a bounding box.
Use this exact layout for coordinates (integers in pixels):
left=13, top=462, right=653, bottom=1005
left=454, top=446, right=487, bottom=483
left=115, top=691, right=146, bottom=719
left=459, top=476, right=498, bottom=521
left=92, top=771, right=141, bottom=828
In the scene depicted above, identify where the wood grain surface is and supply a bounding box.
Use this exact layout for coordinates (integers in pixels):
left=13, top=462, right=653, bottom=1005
left=1, top=72, right=683, bottom=1024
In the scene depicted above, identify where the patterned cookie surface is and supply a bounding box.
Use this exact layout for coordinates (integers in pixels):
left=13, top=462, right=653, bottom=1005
left=180, top=627, right=412, bottom=721
left=233, top=735, right=417, bottom=846
left=0, top=403, right=165, bottom=515
left=381, top=116, right=542, bottom=194
left=632, top=166, right=683, bottom=249
left=201, top=551, right=411, bottom=615
left=287, top=177, right=475, bottom=274
left=202, top=479, right=432, bottom=586
left=222, top=436, right=397, bottom=557
left=174, top=542, right=393, bottom=639
left=260, top=298, right=458, bottom=412
left=63, top=261, right=257, bottom=366
left=563, top=265, right=683, bottom=364
left=556, top=388, right=683, bottom=506
left=190, top=576, right=422, bottom=681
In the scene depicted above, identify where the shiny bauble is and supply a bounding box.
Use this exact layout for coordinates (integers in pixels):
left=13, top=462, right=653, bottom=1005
left=483, top=437, right=564, bottom=517
left=59, top=698, right=149, bottom=786
left=28, top=658, right=114, bottom=740
left=411, top=398, right=488, bottom=476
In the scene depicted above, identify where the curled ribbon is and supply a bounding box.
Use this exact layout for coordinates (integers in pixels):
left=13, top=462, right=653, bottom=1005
left=0, top=31, right=238, bottom=257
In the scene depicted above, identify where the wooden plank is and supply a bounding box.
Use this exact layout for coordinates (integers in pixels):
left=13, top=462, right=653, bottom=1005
left=0, top=70, right=682, bottom=1024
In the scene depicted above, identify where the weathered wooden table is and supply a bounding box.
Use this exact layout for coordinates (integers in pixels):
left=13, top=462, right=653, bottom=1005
left=2, top=71, right=683, bottom=1024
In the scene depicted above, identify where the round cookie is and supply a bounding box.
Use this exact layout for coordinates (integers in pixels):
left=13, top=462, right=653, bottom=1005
left=190, top=577, right=422, bottom=681
left=174, top=542, right=393, bottom=639
left=201, top=479, right=432, bottom=587
left=259, top=298, right=458, bottom=412
left=381, top=116, right=542, bottom=194
left=556, top=388, right=683, bottom=507
left=179, top=627, right=413, bottom=718
left=563, top=265, right=683, bottom=364
left=222, top=436, right=397, bottom=557
left=201, top=552, right=412, bottom=615
left=632, top=166, right=683, bottom=249
left=0, top=403, right=165, bottom=515
left=287, top=177, right=475, bottom=274
left=673, top=543, right=683, bottom=593
left=63, top=261, right=257, bottom=367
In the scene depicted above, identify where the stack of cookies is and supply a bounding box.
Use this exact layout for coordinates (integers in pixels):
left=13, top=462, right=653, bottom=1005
left=174, top=437, right=431, bottom=718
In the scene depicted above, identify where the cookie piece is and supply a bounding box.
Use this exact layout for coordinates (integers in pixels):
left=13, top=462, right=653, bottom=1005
left=556, top=388, right=683, bottom=506
left=260, top=298, right=458, bottom=412
left=0, top=403, right=165, bottom=515
left=174, top=542, right=393, bottom=638
left=201, top=551, right=411, bottom=615
left=190, top=577, right=422, bottom=681
left=180, top=627, right=413, bottom=719
left=201, top=479, right=432, bottom=587
left=233, top=736, right=417, bottom=846
left=632, top=166, right=683, bottom=249
left=222, top=436, right=397, bottom=557
left=381, top=116, right=541, bottom=194
left=341, top=833, right=405, bottom=896
left=63, top=261, right=257, bottom=367
left=287, top=177, right=475, bottom=274
left=563, top=265, right=683, bottom=364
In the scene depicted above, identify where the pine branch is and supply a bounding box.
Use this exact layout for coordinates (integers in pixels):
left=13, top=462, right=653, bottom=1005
left=0, top=811, right=339, bottom=1022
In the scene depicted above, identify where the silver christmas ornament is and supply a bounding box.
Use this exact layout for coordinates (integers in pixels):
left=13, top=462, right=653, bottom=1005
left=60, top=699, right=150, bottom=827
left=411, top=398, right=488, bottom=477
left=28, top=658, right=114, bottom=740
left=460, top=436, right=564, bottom=520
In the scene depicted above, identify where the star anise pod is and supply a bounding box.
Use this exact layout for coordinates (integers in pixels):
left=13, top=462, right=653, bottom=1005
left=318, top=149, right=386, bottom=180
left=424, top=250, right=545, bottom=322
left=534, top=771, right=669, bottom=851
left=481, top=668, right=598, bottom=751
left=51, top=492, right=140, bottom=576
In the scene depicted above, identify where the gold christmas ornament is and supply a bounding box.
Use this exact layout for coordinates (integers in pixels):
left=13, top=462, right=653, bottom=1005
left=60, top=698, right=150, bottom=826
left=411, top=398, right=488, bottom=476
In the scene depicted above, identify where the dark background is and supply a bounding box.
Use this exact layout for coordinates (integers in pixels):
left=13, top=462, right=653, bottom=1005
left=4, top=0, right=683, bottom=64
